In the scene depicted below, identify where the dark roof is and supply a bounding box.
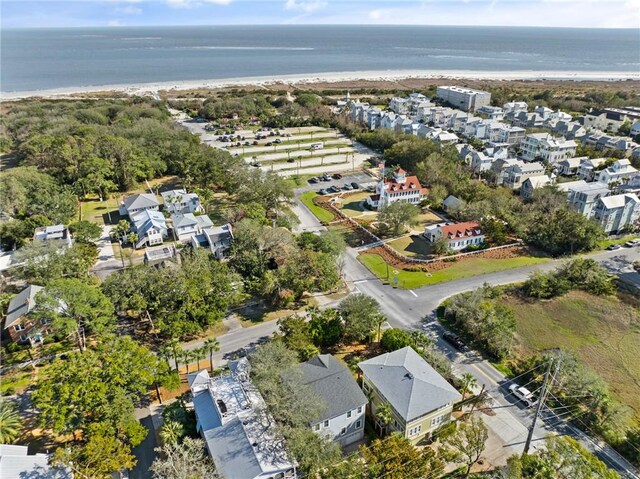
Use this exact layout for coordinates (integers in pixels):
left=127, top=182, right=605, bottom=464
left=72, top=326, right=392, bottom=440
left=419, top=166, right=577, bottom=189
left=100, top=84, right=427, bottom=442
left=298, top=355, right=367, bottom=423
left=4, top=285, right=43, bottom=329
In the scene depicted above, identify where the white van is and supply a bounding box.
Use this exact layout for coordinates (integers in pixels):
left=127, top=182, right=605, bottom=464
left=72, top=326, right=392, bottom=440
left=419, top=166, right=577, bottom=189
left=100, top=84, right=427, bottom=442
left=310, top=142, right=324, bottom=150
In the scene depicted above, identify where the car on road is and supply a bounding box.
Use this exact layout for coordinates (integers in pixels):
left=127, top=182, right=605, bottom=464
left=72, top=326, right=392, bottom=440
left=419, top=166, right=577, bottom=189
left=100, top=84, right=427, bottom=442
left=332, top=173, right=343, bottom=179
left=343, top=183, right=353, bottom=190
left=607, top=244, right=622, bottom=250
left=351, top=182, right=360, bottom=189
left=321, top=174, right=331, bottom=182
left=508, top=384, right=537, bottom=408
left=274, top=138, right=282, bottom=144
left=308, top=177, right=319, bottom=184
left=442, top=331, right=467, bottom=351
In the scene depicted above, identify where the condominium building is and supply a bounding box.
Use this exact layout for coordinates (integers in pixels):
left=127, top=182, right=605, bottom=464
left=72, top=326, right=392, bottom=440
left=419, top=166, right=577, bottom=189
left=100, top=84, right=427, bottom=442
left=436, top=86, right=491, bottom=112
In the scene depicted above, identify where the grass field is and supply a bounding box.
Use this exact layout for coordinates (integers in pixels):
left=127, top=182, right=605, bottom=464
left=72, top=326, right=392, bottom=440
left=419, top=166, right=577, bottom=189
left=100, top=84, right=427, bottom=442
left=386, top=235, right=432, bottom=257
left=358, top=253, right=551, bottom=289
left=299, top=191, right=335, bottom=223
left=599, top=235, right=640, bottom=249
left=80, top=196, right=120, bottom=225
left=504, top=291, right=640, bottom=416
left=340, top=192, right=372, bottom=218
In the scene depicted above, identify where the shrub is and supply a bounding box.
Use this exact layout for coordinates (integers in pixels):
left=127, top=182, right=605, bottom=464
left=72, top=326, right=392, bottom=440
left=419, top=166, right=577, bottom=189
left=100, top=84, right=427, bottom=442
left=380, top=329, right=413, bottom=352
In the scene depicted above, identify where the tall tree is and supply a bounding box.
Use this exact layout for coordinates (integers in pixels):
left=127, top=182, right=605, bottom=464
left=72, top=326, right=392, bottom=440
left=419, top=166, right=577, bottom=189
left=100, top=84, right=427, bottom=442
left=361, top=434, right=442, bottom=478
left=202, top=338, right=220, bottom=373
left=377, top=201, right=420, bottom=236
left=445, top=415, right=489, bottom=477
left=339, top=294, right=386, bottom=342
left=0, top=399, right=22, bottom=444
left=151, top=437, right=218, bottom=479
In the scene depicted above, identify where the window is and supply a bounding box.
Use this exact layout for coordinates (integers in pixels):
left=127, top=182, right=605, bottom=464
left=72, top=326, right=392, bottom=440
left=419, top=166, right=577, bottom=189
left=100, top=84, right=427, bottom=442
left=346, top=411, right=352, bottom=419
left=340, top=427, right=346, bottom=435
left=19, top=335, right=28, bottom=342
left=14, top=323, right=26, bottom=331
left=409, top=425, right=422, bottom=436
left=431, top=414, right=446, bottom=427
left=356, top=420, right=362, bottom=429
left=363, top=382, right=371, bottom=394
left=357, top=406, right=362, bottom=414
left=40, top=318, right=51, bottom=325
left=323, top=420, right=329, bottom=428
left=314, top=424, right=320, bottom=432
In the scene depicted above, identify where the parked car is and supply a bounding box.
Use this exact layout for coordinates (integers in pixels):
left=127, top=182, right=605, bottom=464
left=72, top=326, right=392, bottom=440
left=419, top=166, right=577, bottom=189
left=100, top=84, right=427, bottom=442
left=351, top=182, right=360, bottom=189
left=252, top=140, right=259, bottom=145
left=269, top=131, right=276, bottom=137
left=332, top=173, right=343, bottom=179
left=265, top=142, right=273, bottom=147
left=321, top=175, right=331, bottom=182
left=442, top=332, right=467, bottom=351
left=274, top=138, right=282, bottom=144
left=508, top=384, right=537, bottom=408
left=308, top=177, right=319, bottom=184
left=343, top=183, right=353, bottom=190
left=328, top=186, right=341, bottom=193
left=624, top=239, right=640, bottom=247
left=318, top=188, right=328, bottom=195
left=607, top=244, right=622, bottom=250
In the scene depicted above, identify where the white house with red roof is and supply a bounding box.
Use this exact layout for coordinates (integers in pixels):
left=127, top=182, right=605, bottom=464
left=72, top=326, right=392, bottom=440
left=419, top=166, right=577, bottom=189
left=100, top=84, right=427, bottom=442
left=424, top=221, right=485, bottom=251
left=366, top=168, right=427, bottom=210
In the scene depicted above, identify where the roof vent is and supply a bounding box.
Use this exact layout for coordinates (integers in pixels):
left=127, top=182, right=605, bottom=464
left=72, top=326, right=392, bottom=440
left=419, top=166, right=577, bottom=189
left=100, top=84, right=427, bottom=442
left=216, top=399, right=227, bottom=414
left=404, top=372, right=414, bottom=380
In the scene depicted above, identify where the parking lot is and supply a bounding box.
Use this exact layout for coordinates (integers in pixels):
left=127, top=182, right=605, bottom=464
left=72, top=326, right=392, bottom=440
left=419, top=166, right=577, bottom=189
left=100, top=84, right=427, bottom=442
left=295, top=172, right=377, bottom=194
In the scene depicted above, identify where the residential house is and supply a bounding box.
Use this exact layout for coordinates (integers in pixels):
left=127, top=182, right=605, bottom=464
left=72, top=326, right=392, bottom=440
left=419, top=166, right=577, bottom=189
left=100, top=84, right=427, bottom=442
left=144, top=244, right=179, bottom=266
left=565, top=182, right=610, bottom=218
left=519, top=133, right=576, bottom=163
left=491, top=158, right=523, bottom=185
left=350, top=101, right=370, bottom=123
left=520, top=175, right=554, bottom=199
left=495, top=124, right=526, bottom=145
left=503, top=161, right=546, bottom=190
left=424, top=221, right=485, bottom=251
left=476, top=105, right=504, bottom=120
left=551, top=120, right=587, bottom=141
left=0, top=444, right=72, bottom=479
left=172, top=213, right=213, bottom=242
left=519, top=133, right=550, bottom=161
left=161, top=189, right=204, bottom=215
left=470, top=151, right=493, bottom=173
left=130, top=209, right=169, bottom=248
left=3, top=285, right=50, bottom=345
left=597, top=159, right=638, bottom=186
left=548, top=109, right=572, bottom=123
left=33, top=224, right=73, bottom=248
left=592, top=193, right=640, bottom=234
left=631, top=121, right=640, bottom=138
left=408, top=92, right=431, bottom=111
left=533, top=105, right=553, bottom=121
left=299, top=355, right=367, bottom=447
left=365, top=107, right=383, bottom=130
left=393, top=116, right=414, bottom=134
left=512, top=111, right=544, bottom=129
left=436, top=86, right=491, bottom=112
left=556, top=180, right=588, bottom=194
left=380, top=112, right=397, bottom=131
left=503, top=101, right=528, bottom=119
left=618, top=173, right=640, bottom=195
left=358, top=347, right=461, bottom=444
left=192, top=224, right=234, bottom=259
left=189, top=361, right=297, bottom=479
left=583, top=109, right=630, bottom=133
left=443, top=195, right=465, bottom=212
left=118, top=193, right=160, bottom=217
left=389, top=97, right=410, bottom=114
left=366, top=168, right=427, bottom=210
left=557, top=157, right=588, bottom=176
left=577, top=158, right=608, bottom=181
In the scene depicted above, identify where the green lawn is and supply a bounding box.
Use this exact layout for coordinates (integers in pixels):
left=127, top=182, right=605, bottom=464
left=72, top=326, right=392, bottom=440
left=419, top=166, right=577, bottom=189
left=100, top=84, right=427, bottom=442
left=598, top=235, right=640, bottom=249
left=504, top=291, right=640, bottom=417
left=80, top=196, right=120, bottom=225
left=340, top=192, right=372, bottom=218
left=358, top=253, right=551, bottom=289
left=299, top=191, right=335, bottom=223
left=387, top=235, right=432, bottom=257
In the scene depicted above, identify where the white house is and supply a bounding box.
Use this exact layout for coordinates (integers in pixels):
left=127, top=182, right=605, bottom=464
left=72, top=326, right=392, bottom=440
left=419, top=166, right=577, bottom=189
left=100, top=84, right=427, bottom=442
left=565, top=182, right=611, bottom=218
left=519, top=133, right=576, bottom=163
left=189, top=362, right=297, bottom=479
left=191, top=224, right=234, bottom=259
left=597, top=159, right=638, bottom=186
left=171, top=213, right=213, bottom=242
left=424, top=221, right=485, bottom=251
left=299, top=355, right=367, bottom=447
left=161, top=189, right=204, bottom=215
left=0, top=444, right=72, bottom=479
left=503, top=161, right=546, bottom=190
left=557, top=157, right=588, bottom=176
left=118, top=193, right=160, bottom=217
left=389, top=97, right=410, bottom=114
left=503, top=101, right=528, bottom=118
left=631, top=121, right=640, bottom=138
left=130, top=209, right=168, bottom=248
left=520, top=175, right=554, bottom=199
left=577, top=158, right=608, bottom=181
left=592, top=193, right=640, bottom=234
left=33, top=224, right=73, bottom=248
left=366, top=168, right=426, bottom=210
left=476, top=105, right=504, bottom=120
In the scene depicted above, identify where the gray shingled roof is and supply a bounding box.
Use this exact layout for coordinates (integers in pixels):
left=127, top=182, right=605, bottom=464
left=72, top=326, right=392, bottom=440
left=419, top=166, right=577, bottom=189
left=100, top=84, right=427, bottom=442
left=358, top=347, right=461, bottom=422
left=122, top=193, right=159, bottom=211
left=4, top=285, right=43, bottom=329
left=298, top=355, right=367, bottom=423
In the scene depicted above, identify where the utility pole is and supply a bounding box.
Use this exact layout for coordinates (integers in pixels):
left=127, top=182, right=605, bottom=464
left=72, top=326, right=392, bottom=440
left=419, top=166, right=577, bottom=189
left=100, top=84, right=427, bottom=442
left=523, top=358, right=554, bottom=455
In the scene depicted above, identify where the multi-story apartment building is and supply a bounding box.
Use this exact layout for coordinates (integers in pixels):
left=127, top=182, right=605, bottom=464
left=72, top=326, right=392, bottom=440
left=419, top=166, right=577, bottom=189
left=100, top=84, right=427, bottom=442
left=436, top=86, right=491, bottom=112
left=592, top=193, right=640, bottom=234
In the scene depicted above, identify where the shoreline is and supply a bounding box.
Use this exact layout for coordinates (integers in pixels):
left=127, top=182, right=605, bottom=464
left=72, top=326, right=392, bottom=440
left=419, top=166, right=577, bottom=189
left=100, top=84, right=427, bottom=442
left=2, top=69, right=639, bottom=100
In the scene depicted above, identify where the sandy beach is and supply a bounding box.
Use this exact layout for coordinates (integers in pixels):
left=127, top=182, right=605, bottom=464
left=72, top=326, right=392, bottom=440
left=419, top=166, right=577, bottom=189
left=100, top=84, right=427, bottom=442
left=2, top=69, right=639, bottom=101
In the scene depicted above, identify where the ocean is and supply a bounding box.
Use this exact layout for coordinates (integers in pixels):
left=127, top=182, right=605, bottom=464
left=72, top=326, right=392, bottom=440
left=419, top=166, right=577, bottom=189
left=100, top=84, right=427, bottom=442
left=1, top=25, right=639, bottom=93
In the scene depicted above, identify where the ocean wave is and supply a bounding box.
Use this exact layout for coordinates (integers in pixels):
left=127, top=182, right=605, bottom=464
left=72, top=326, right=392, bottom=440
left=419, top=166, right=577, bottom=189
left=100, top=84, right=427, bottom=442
left=174, top=46, right=314, bottom=51
left=121, top=37, right=163, bottom=41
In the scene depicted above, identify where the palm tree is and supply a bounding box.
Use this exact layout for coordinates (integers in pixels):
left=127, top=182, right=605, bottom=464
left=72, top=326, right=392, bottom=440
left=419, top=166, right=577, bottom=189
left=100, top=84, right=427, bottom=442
left=167, top=338, right=180, bottom=371
left=193, top=347, right=207, bottom=371
left=373, top=314, right=386, bottom=343
left=159, top=420, right=183, bottom=446
left=461, top=372, right=478, bottom=401
left=374, top=401, right=393, bottom=436
left=180, top=349, right=196, bottom=375
left=0, top=400, right=22, bottom=444
left=202, top=338, right=220, bottom=373
left=157, top=346, right=174, bottom=371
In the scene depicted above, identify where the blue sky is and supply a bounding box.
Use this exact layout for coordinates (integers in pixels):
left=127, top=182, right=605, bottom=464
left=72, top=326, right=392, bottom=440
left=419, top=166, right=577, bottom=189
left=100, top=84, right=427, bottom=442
left=2, top=0, right=640, bottom=29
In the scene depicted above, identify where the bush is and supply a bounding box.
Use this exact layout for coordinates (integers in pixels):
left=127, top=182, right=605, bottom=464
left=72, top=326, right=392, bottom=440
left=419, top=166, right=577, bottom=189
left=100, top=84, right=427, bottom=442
left=380, top=329, right=413, bottom=352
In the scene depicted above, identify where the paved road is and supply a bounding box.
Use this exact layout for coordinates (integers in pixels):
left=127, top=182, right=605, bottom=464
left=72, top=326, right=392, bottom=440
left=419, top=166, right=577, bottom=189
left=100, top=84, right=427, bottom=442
left=130, top=413, right=156, bottom=479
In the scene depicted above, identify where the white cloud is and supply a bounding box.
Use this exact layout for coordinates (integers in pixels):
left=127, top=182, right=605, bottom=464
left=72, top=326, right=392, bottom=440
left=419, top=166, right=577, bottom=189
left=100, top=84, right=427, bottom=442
left=107, top=19, right=125, bottom=26
left=166, top=0, right=233, bottom=8
left=285, top=0, right=327, bottom=13
left=115, top=5, right=142, bottom=14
